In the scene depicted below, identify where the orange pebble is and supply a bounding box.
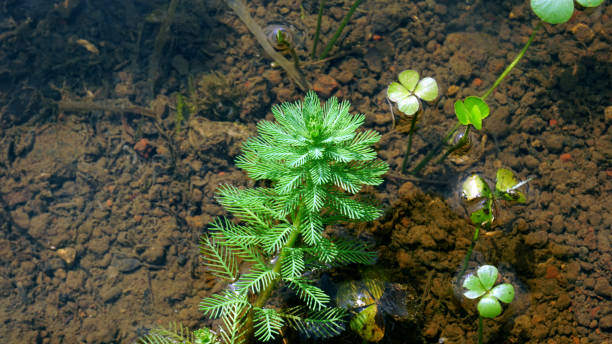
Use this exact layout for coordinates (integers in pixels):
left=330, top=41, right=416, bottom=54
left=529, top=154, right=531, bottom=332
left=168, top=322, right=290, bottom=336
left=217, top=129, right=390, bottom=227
left=545, top=265, right=559, bottom=279
left=372, top=34, right=382, bottom=41
left=560, top=153, right=572, bottom=162
left=549, top=119, right=557, bottom=126
left=106, top=199, right=113, bottom=208
left=218, top=171, right=225, bottom=176
left=471, top=78, right=483, bottom=87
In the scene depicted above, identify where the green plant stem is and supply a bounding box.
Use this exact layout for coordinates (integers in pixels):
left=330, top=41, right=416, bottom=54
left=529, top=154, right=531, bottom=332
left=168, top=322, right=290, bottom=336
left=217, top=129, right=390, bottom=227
left=457, top=225, right=480, bottom=285
left=311, top=0, right=326, bottom=59
left=478, top=316, right=484, bottom=344
left=410, top=122, right=461, bottom=175
left=401, top=110, right=420, bottom=173
left=481, top=21, right=542, bottom=101
left=253, top=210, right=303, bottom=309
left=434, top=125, right=471, bottom=165
left=318, top=0, right=362, bottom=59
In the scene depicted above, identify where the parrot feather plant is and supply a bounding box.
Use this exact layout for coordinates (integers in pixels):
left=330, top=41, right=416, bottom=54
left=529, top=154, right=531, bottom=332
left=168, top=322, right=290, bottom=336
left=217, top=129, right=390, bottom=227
left=198, top=91, right=388, bottom=343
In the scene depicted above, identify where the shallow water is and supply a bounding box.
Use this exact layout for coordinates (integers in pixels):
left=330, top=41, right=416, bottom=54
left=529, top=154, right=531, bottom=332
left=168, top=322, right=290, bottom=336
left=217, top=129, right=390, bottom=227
left=0, top=0, right=610, bottom=343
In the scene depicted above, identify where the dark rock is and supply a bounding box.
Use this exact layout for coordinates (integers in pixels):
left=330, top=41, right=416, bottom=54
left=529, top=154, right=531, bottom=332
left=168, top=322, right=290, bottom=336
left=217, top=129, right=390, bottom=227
left=142, top=244, right=166, bottom=265
left=594, top=277, right=612, bottom=298
left=524, top=231, right=548, bottom=247
left=100, top=286, right=122, bottom=303
left=112, top=258, right=141, bottom=273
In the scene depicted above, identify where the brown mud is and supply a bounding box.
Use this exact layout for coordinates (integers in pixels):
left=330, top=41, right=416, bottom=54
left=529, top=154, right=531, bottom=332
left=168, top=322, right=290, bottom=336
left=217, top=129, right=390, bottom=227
left=0, top=0, right=610, bottom=343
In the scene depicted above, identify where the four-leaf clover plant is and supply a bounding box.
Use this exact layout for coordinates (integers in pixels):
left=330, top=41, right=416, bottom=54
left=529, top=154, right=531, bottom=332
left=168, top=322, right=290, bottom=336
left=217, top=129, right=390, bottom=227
left=387, top=70, right=438, bottom=117
left=463, top=265, right=515, bottom=318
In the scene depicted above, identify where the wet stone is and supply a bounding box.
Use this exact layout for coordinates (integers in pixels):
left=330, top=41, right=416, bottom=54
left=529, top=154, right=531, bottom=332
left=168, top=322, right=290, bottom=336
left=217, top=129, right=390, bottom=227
left=545, top=134, right=565, bottom=153
left=100, top=285, right=122, bottom=303
left=524, top=230, right=548, bottom=247
left=142, top=244, right=166, bottom=265
left=112, top=257, right=141, bottom=273
left=600, top=314, right=612, bottom=330
left=594, top=277, right=612, bottom=298
left=57, top=247, right=76, bottom=266
left=555, top=293, right=571, bottom=310
left=550, top=214, right=565, bottom=234
left=312, top=75, right=339, bottom=98
left=10, top=208, right=30, bottom=230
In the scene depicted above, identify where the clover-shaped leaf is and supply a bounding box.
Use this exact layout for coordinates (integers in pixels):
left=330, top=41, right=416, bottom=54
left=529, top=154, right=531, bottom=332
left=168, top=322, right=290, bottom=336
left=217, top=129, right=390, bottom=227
left=387, top=70, right=438, bottom=116
left=454, top=96, right=490, bottom=130
left=491, top=283, right=515, bottom=304
left=477, top=295, right=503, bottom=318
left=576, top=0, right=604, bottom=6
left=463, top=265, right=515, bottom=319
left=462, top=274, right=486, bottom=299
left=477, top=265, right=498, bottom=290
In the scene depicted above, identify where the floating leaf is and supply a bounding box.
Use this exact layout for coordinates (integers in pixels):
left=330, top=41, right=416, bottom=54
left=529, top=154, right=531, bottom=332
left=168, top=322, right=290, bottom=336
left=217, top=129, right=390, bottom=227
left=414, top=77, right=439, bottom=102
left=477, top=295, right=502, bottom=318
left=491, top=283, right=515, bottom=304
left=576, top=0, right=604, bottom=7
left=397, top=70, right=420, bottom=91
left=388, top=70, right=438, bottom=117
left=387, top=82, right=420, bottom=116
left=477, top=265, right=498, bottom=291
left=530, top=0, right=574, bottom=24
left=463, top=274, right=486, bottom=299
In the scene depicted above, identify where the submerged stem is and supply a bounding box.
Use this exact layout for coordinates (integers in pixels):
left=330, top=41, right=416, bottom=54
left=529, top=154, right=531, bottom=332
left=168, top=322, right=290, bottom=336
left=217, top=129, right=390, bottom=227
left=456, top=225, right=480, bottom=285
left=401, top=110, right=421, bottom=173
left=410, top=122, right=461, bottom=175
left=478, top=316, right=484, bottom=344
left=481, top=22, right=542, bottom=101
left=311, top=0, right=327, bottom=59
left=319, top=0, right=362, bottom=59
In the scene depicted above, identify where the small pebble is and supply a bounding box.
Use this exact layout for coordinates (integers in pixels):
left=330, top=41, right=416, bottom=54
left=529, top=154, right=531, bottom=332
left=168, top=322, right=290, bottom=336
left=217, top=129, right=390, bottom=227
left=560, top=153, right=572, bottom=162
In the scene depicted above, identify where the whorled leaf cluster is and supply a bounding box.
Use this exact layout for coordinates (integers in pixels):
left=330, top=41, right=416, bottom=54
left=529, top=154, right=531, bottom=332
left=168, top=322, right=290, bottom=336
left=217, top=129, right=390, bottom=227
left=199, top=91, right=388, bottom=343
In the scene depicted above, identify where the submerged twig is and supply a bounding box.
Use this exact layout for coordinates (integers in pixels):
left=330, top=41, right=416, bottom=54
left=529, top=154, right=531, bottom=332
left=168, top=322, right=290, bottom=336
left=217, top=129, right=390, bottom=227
left=224, top=0, right=309, bottom=91
left=148, top=0, right=180, bottom=96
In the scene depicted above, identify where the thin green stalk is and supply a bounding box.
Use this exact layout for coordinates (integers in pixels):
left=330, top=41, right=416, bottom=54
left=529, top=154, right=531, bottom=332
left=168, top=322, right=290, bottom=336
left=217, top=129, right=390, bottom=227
left=456, top=225, right=480, bottom=285
left=401, top=110, right=420, bottom=173
left=434, top=125, right=471, bottom=165
left=478, top=316, right=484, bottom=344
left=311, top=0, right=326, bottom=59
left=253, top=209, right=303, bottom=309
left=481, top=22, right=542, bottom=101
left=410, top=122, right=461, bottom=175
left=318, top=0, right=362, bottom=60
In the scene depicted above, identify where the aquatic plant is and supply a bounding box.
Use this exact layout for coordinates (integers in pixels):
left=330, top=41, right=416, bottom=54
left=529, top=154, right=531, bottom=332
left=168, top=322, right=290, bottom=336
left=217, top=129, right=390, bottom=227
left=264, top=24, right=300, bottom=68
left=197, top=91, right=388, bottom=343
left=335, top=273, right=417, bottom=342
left=531, top=0, right=604, bottom=24
left=401, top=0, right=605, bottom=175
left=457, top=168, right=530, bottom=283
left=386, top=70, right=439, bottom=172
left=139, top=323, right=220, bottom=344
left=462, top=265, right=515, bottom=344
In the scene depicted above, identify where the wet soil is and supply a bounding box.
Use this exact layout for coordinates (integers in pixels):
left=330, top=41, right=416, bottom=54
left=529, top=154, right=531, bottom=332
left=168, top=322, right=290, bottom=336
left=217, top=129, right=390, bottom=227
left=0, top=0, right=611, bottom=343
